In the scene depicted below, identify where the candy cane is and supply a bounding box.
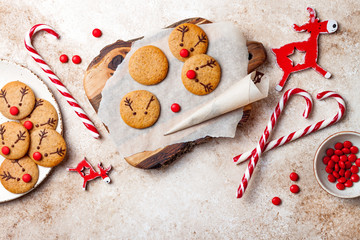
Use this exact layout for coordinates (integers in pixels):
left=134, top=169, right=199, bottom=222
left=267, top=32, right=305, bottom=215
left=233, top=91, right=345, bottom=164
left=24, top=24, right=100, bottom=139
left=237, top=88, right=313, bottom=198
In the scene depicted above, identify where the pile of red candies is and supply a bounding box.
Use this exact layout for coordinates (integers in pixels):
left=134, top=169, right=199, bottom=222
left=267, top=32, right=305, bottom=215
left=323, top=141, right=360, bottom=190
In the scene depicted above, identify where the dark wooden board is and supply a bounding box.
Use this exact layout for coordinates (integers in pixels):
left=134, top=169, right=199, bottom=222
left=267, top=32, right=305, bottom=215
left=83, top=17, right=266, bottom=169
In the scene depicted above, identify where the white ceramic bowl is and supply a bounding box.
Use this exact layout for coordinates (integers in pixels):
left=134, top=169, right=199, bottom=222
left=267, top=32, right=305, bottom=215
left=314, top=131, right=360, bottom=198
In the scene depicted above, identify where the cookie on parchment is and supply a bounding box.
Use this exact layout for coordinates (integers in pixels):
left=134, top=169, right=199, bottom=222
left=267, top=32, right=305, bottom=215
left=0, top=156, right=39, bottom=194
left=128, top=45, right=168, bottom=85
left=0, top=81, right=36, bottom=120
left=29, top=128, right=67, bottom=167
left=168, top=23, right=208, bottom=62
left=0, top=121, right=30, bottom=160
left=120, top=90, right=160, bottom=129
left=181, top=54, right=221, bottom=95
left=20, top=98, right=58, bottom=132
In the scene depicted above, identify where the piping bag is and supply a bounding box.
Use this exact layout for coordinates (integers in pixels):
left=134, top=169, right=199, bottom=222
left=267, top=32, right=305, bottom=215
left=164, top=71, right=268, bottom=135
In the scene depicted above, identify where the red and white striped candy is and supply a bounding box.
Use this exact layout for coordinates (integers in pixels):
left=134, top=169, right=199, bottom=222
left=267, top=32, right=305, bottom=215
left=237, top=88, right=313, bottom=198
left=233, top=91, right=346, bottom=164
left=24, top=24, right=100, bottom=139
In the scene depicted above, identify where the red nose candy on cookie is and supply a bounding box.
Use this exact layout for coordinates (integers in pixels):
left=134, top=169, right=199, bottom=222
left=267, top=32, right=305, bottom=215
left=23, top=121, right=33, bottom=130
left=22, top=174, right=32, bottom=183
left=33, top=152, right=42, bottom=161
left=186, top=70, right=196, bottom=79
left=180, top=49, right=189, bottom=58
left=10, top=106, right=19, bottom=115
left=1, top=146, right=10, bottom=155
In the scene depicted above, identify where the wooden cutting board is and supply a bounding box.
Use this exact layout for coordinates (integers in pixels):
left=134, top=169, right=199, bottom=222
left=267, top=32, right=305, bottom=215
left=83, top=18, right=266, bottom=169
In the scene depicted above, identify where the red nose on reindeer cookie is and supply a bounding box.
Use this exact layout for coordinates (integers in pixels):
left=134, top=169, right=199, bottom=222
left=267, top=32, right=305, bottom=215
left=272, top=7, right=338, bottom=91
left=0, top=81, right=36, bottom=120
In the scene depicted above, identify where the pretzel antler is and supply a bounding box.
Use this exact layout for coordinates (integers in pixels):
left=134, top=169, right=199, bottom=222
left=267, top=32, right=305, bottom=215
left=200, top=59, right=216, bottom=69
left=40, top=118, right=57, bottom=127
left=14, top=131, right=26, bottom=144
left=0, top=171, right=16, bottom=181
left=194, top=33, right=207, bottom=48
left=0, top=89, right=8, bottom=105
left=38, top=129, right=48, bottom=146
left=50, top=146, right=66, bottom=157
left=0, top=125, right=6, bottom=141
left=124, top=98, right=134, bottom=111
left=20, top=87, right=29, bottom=102
left=177, top=25, right=189, bottom=42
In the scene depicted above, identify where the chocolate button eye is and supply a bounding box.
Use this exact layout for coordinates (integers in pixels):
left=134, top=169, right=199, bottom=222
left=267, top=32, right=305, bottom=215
left=44, top=153, right=48, bottom=157
left=144, top=111, right=148, bottom=115
left=179, top=43, right=183, bottom=47
left=190, top=48, right=194, bottom=52
left=19, top=103, right=22, bottom=106
left=133, top=112, right=136, bottom=115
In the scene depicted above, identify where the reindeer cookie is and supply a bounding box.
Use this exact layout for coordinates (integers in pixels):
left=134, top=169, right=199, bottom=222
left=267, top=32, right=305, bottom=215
left=29, top=128, right=67, bottom=167
left=0, top=121, right=30, bottom=160
left=0, top=81, right=36, bottom=120
left=120, top=90, right=160, bottom=129
left=0, top=156, right=39, bottom=194
left=128, top=45, right=169, bottom=85
left=181, top=54, right=221, bottom=95
left=20, top=98, right=58, bottom=132
left=168, top=23, right=208, bottom=62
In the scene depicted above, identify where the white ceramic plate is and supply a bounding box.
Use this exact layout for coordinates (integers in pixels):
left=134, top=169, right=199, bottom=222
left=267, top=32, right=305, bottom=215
left=0, top=59, right=62, bottom=203
left=314, top=131, right=360, bottom=198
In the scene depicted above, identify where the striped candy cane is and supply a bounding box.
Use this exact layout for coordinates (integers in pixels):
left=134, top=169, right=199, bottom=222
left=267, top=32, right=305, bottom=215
left=233, top=91, right=346, bottom=164
left=24, top=24, right=100, bottom=139
left=237, top=88, right=313, bottom=198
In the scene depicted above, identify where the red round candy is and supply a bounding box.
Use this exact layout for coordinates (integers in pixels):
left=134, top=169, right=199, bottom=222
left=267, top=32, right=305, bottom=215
left=348, top=154, right=357, bottom=162
left=338, top=177, right=346, bottom=184
left=334, top=163, right=340, bottom=172
left=334, top=142, right=343, bottom=150
left=345, top=180, right=353, bottom=188
left=333, top=171, right=340, bottom=179
left=9, top=106, right=19, bottom=115
left=325, top=166, right=333, bottom=174
left=326, top=148, right=334, bottom=157
left=339, top=168, right=345, bottom=177
left=272, top=197, right=281, bottom=205
left=345, top=170, right=352, bottom=179
left=351, top=174, right=359, bottom=182
left=171, top=103, right=181, bottom=113
left=92, top=28, right=102, bottom=38
left=179, top=49, right=189, bottom=58
left=59, top=54, right=69, bottom=63
left=33, top=152, right=42, bottom=161
left=327, top=160, right=335, bottom=168
left=339, top=155, right=347, bottom=162
left=342, top=148, right=350, bottom=154
left=351, top=165, right=359, bottom=174
left=186, top=70, right=196, bottom=79
left=339, top=161, right=345, bottom=169
left=290, top=184, right=300, bottom=193
left=72, top=55, right=82, bottom=64
left=23, top=121, right=33, bottom=130
left=343, top=141, right=353, bottom=148
left=331, top=155, right=339, bottom=162
left=289, top=172, right=299, bottom=181
left=328, top=174, right=336, bottom=183
left=334, top=150, right=343, bottom=156
left=345, top=161, right=352, bottom=169
left=356, top=159, right=360, bottom=167
left=22, top=174, right=32, bottom=183
left=322, top=156, right=330, bottom=165
left=1, top=146, right=10, bottom=155
left=336, top=183, right=345, bottom=190
left=350, top=146, right=359, bottom=154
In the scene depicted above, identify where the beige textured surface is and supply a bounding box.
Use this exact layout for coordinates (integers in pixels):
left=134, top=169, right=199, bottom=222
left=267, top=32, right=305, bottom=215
left=0, top=0, right=359, bottom=239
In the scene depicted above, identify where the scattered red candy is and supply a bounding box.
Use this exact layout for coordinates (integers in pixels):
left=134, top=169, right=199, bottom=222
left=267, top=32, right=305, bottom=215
left=289, top=172, right=299, bottom=181
left=171, top=103, right=181, bottom=113
left=72, top=55, right=82, bottom=64
left=343, top=141, right=352, bottom=148
left=339, top=155, right=347, bottom=162
left=342, top=148, right=350, bottom=154
left=10, top=106, right=19, bottom=115
left=336, top=183, right=345, bottom=190
left=22, top=174, right=32, bottom=183
left=351, top=165, right=359, bottom=174
left=290, top=184, right=300, bottom=193
left=334, top=149, right=343, bottom=156
left=356, top=159, right=360, bottom=167
left=348, top=154, right=357, bottom=162
left=345, top=170, right=352, bottom=179
left=339, top=161, right=345, bottom=169
left=322, top=156, right=330, bottom=165
left=334, top=142, right=343, bottom=150
left=59, top=54, right=69, bottom=63
left=186, top=70, right=196, bottom=79
left=339, top=168, right=345, bottom=177
left=327, top=160, right=335, bottom=169
left=180, top=49, right=189, bottom=58
left=345, top=161, right=352, bottom=169
left=328, top=174, right=336, bottom=182
left=332, top=171, right=340, bottom=179
left=33, top=152, right=42, bottom=161
left=23, top=121, right=33, bottom=130
left=1, top=146, right=10, bottom=155
left=326, top=148, right=334, bottom=157
left=345, top=180, right=353, bottom=188
left=338, top=177, right=346, bottom=184
left=325, top=166, right=333, bottom=174
left=92, top=28, right=102, bottom=38
left=351, top=174, right=359, bottom=182
left=350, top=146, right=359, bottom=154
left=331, top=155, right=339, bottom=162
left=272, top=197, right=281, bottom=205
left=334, top=163, right=340, bottom=172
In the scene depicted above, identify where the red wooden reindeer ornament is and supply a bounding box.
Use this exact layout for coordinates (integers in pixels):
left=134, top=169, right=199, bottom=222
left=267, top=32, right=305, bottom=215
left=272, top=7, right=338, bottom=91
left=67, top=158, right=112, bottom=190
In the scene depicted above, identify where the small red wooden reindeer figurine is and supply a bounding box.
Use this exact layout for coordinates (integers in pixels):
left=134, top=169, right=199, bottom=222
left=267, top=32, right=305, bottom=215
left=67, top=158, right=112, bottom=190
left=272, top=7, right=338, bottom=91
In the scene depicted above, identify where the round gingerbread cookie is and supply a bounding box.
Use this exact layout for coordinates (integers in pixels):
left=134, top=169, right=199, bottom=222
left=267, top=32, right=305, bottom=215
left=128, top=45, right=169, bottom=85
left=181, top=54, right=221, bottom=95
left=29, top=128, right=67, bottom=167
left=0, top=81, right=36, bottom=120
left=20, top=98, right=58, bottom=132
left=0, top=121, right=30, bottom=160
left=120, top=90, right=160, bottom=129
left=0, top=156, right=39, bottom=194
left=168, top=23, right=208, bottom=62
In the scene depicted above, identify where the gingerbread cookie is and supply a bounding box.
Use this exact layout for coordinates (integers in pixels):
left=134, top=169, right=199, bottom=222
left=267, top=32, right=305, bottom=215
left=0, top=156, right=39, bottom=194
left=0, top=81, right=36, bottom=120
left=128, top=45, right=168, bottom=85
left=120, top=90, right=160, bottom=129
left=0, top=121, right=30, bottom=160
left=168, top=23, right=208, bottom=62
left=29, top=128, right=67, bottom=167
left=20, top=98, right=58, bottom=132
left=181, top=54, right=221, bottom=95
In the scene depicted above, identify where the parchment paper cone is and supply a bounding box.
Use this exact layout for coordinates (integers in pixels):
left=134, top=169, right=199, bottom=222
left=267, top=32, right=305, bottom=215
left=165, top=71, right=268, bottom=135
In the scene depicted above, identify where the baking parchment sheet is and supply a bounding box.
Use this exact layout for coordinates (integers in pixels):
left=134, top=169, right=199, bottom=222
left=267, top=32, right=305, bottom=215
left=98, top=22, right=265, bottom=157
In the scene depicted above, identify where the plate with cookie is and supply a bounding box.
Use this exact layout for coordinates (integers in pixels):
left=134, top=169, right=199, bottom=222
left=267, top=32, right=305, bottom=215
left=0, top=59, right=66, bottom=202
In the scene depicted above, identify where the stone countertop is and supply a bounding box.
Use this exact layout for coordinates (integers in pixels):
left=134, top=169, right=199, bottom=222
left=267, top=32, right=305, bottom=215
left=0, top=0, right=359, bottom=239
